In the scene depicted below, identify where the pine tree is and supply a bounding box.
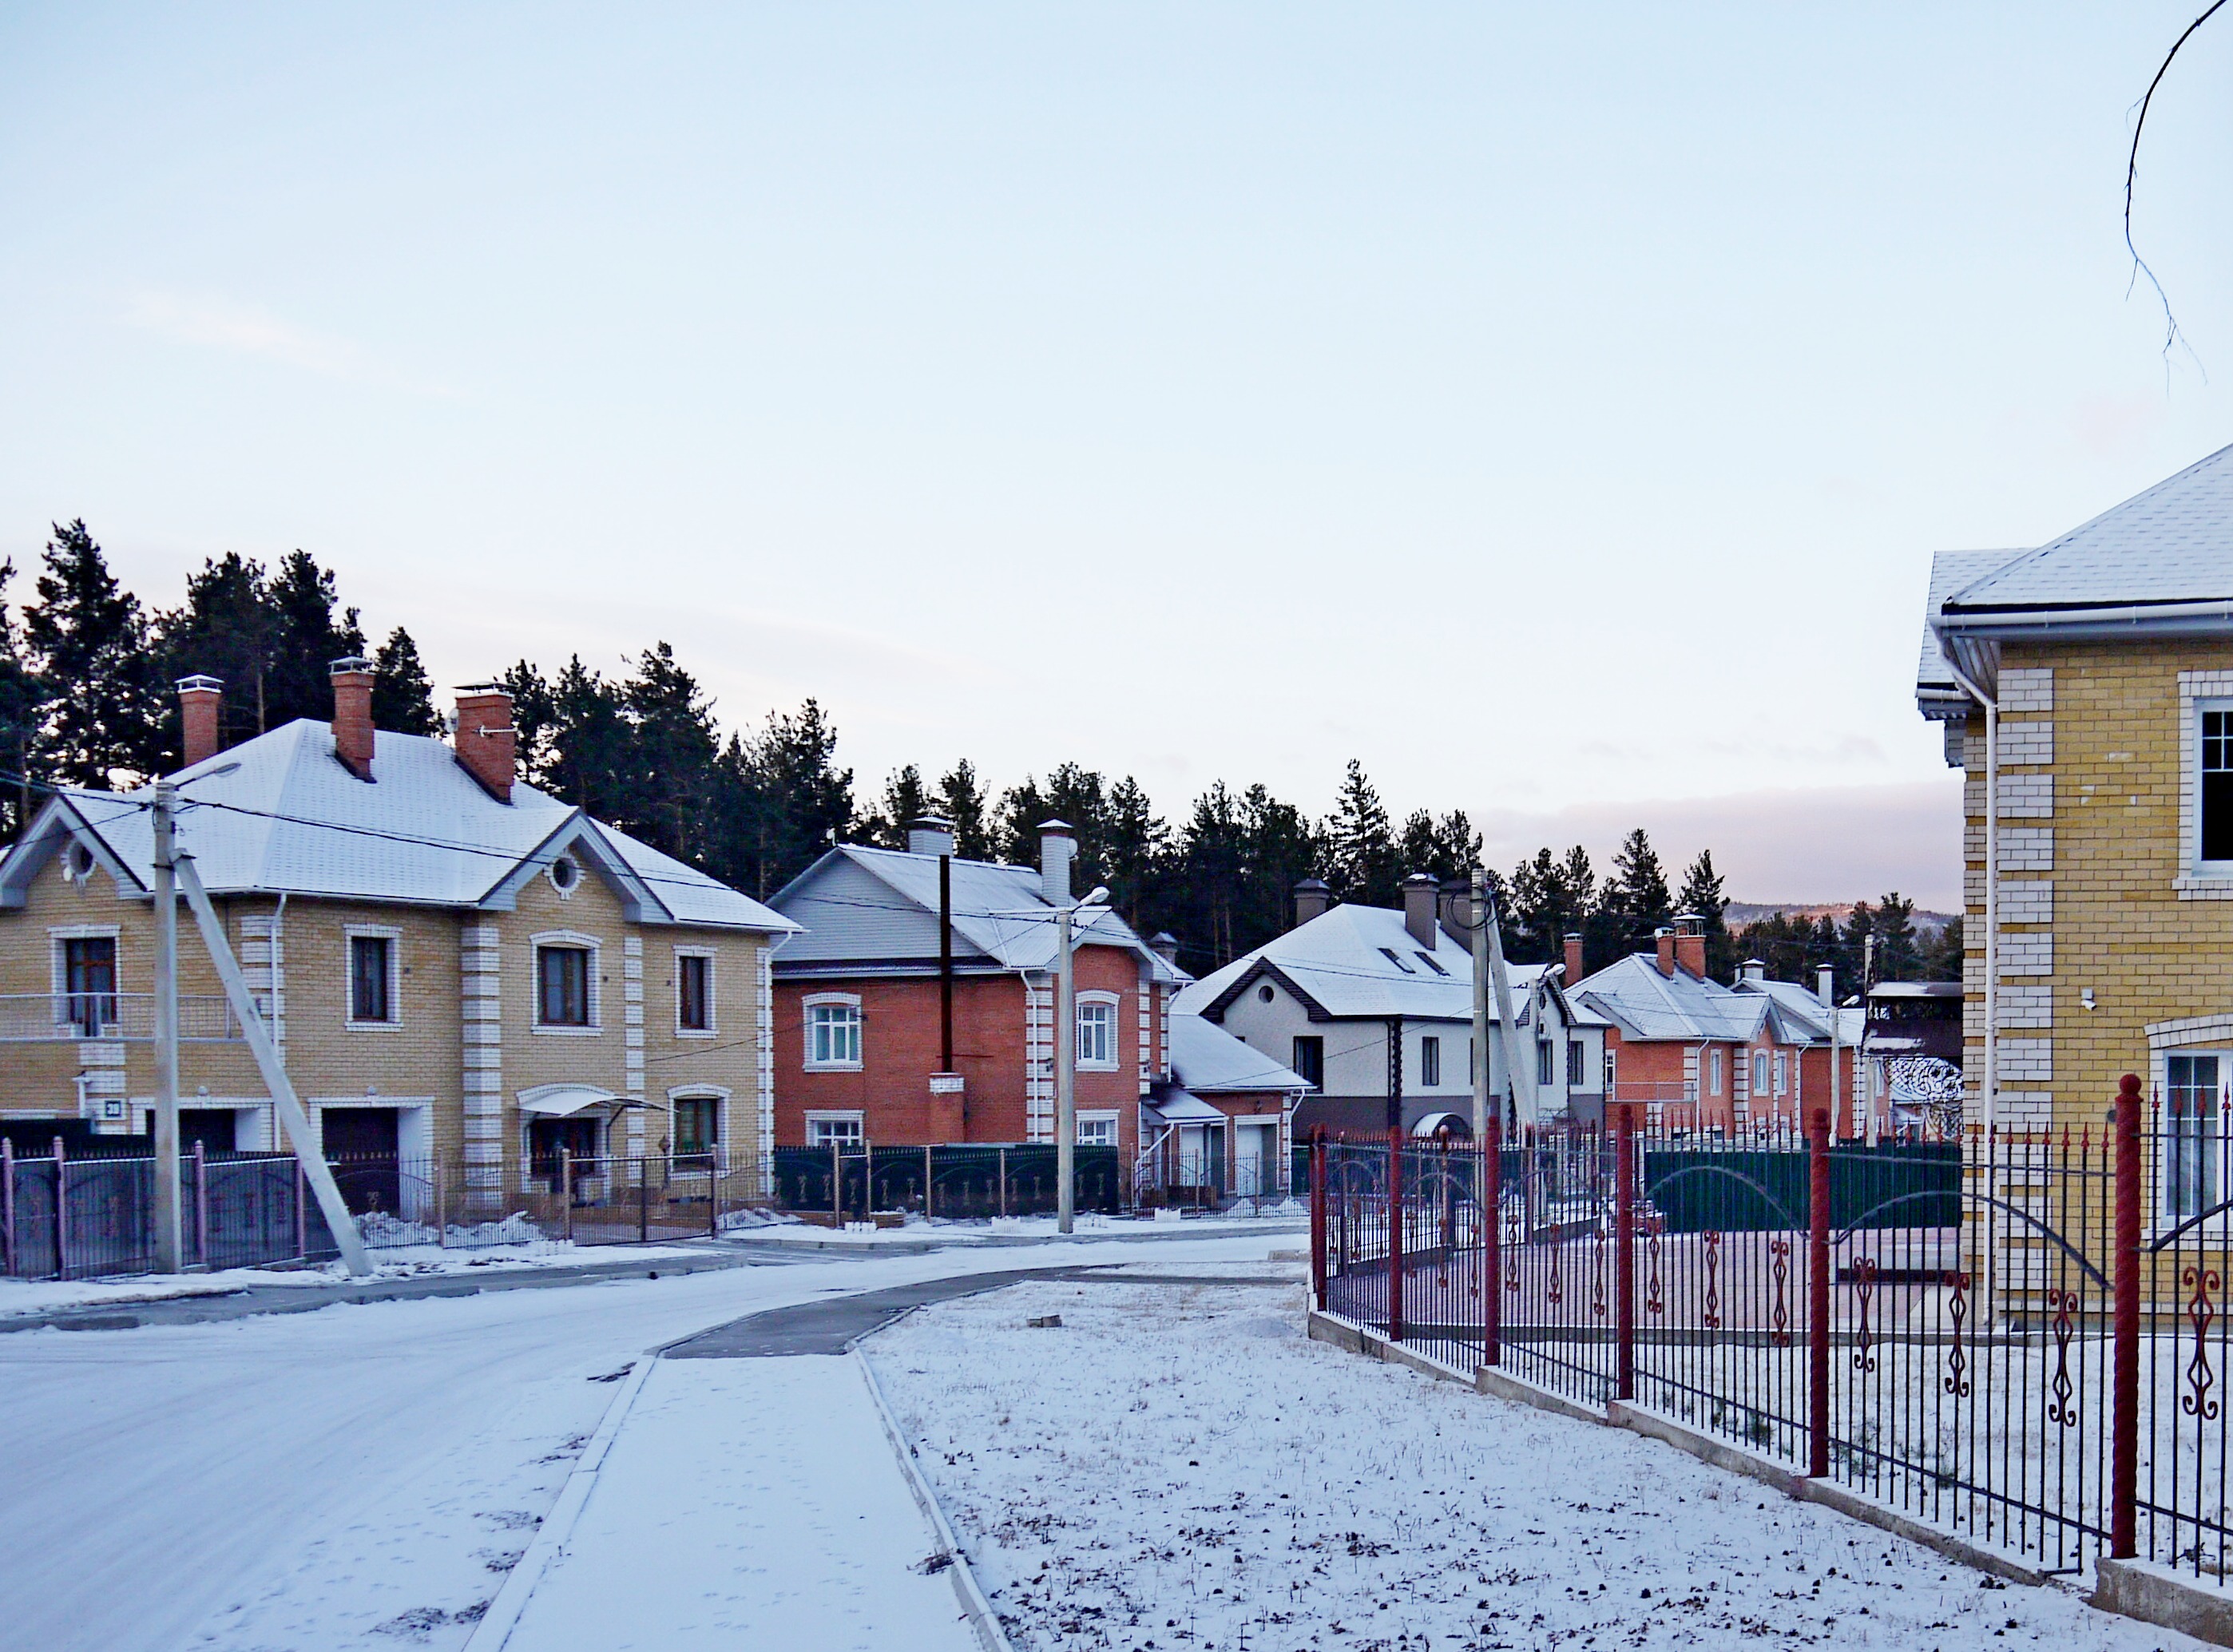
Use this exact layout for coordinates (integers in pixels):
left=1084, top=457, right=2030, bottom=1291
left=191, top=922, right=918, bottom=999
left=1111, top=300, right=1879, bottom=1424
left=160, top=552, right=281, bottom=747
left=1920, top=913, right=1964, bottom=982
left=23, top=521, right=165, bottom=786
left=721, top=699, right=855, bottom=897
left=1101, top=775, right=1168, bottom=925
left=1324, top=759, right=1398, bottom=906
left=1676, top=849, right=1733, bottom=979
left=370, top=627, right=442, bottom=735
left=867, top=764, right=933, bottom=849
left=621, top=644, right=721, bottom=862
left=0, top=560, right=50, bottom=835
left=1601, top=827, right=1673, bottom=957
left=1398, top=808, right=1483, bottom=883
left=261, top=550, right=367, bottom=727
left=938, top=760, right=994, bottom=860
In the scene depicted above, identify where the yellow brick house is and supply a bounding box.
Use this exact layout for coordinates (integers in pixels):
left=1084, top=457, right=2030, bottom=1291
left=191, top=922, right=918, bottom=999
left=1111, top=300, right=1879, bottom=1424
left=0, top=662, right=796, bottom=1216
left=1920, top=442, right=2233, bottom=1225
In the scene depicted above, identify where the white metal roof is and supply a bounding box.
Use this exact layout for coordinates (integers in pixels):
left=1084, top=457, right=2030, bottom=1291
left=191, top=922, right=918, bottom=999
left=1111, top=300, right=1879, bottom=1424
left=1573, top=953, right=1852, bottom=1048
left=1172, top=901, right=1565, bottom=1025
left=0, top=718, right=796, bottom=933
left=1168, top=1012, right=1307, bottom=1095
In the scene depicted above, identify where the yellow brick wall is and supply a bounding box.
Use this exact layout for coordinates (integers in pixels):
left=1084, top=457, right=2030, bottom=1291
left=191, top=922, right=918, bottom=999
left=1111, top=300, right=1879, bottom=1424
left=1963, top=639, right=2233, bottom=1131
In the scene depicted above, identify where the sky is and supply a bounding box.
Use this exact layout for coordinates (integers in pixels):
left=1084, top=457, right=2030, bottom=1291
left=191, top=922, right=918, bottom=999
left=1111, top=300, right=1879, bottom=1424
left=2, top=4, right=2229, bottom=912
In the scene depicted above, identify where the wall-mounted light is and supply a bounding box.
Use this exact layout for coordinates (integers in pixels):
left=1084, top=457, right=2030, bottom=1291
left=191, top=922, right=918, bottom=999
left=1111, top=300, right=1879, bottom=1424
left=2080, top=988, right=2097, bottom=1011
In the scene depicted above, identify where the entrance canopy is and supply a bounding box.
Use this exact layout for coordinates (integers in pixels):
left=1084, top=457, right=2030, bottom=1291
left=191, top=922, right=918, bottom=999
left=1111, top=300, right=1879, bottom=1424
left=517, top=1085, right=655, bottom=1118
left=1411, top=1111, right=1472, bottom=1139
left=1146, top=1090, right=1226, bottom=1124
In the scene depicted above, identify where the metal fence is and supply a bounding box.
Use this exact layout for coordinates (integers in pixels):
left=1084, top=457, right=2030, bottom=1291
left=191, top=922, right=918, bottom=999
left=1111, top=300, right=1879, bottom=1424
left=769, top=1143, right=1124, bottom=1221
left=1310, top=1079, right=2233, bottom=1583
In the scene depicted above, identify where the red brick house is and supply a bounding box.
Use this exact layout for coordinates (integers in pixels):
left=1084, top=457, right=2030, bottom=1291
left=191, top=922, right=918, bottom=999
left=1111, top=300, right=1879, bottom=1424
left=765, top=818, right=1185, bottom=1159
left=1570, top=916, right=1878, bottom=1138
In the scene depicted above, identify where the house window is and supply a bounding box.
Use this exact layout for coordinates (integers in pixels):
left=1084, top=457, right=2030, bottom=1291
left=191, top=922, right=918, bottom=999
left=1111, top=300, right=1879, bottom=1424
left=61, top=936, right=117, bottom=1036
left=349, top=935, right=394, bottom=1024
left=1774, top=1052, right=1787, bottom=1096
left=2167, top=1055, right=2223, bottom=1221
left=1420, top=1036, right=1442, bottom=1087
left=807, top=1113, right=863, bottom=1147
left=1377, top=947, right=1416, bottom=974
left=1753, top=1052, right=1771, bottom=1096
left=1709, top=1048, right=1724, bottom=1096
left=1291, top=1036, right=1324, bottom=1089
left=1537, top=1039, right=1555, bottom=1087
left=677, top=953, right=712, bottom=1032
left=1077, top=996, right=1118, bottom=1068
left=806, top=999, right=863, bottom=1068
left=2206, top=711, right=2233, bottom=862
left=1568, top=1040, right=1585, bottom=1087
left=536, top=945, right=593, bottom=1027
left=1077, top=1112, right=1118, bottom=1147
left=672, top=1095, right=720, bottom=1161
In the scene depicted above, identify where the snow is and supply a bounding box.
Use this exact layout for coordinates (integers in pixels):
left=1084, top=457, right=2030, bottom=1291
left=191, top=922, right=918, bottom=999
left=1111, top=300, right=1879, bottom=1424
left=502, top=1358, right=981, bottom=1652
left=0, top=1242, right=715, bottom=1317
left=727, top=1209, right=1309, bottom=1250
left=0, top=1232, right=1284, bottom=1652
left=867, top=1268, right=2208, bottom=1652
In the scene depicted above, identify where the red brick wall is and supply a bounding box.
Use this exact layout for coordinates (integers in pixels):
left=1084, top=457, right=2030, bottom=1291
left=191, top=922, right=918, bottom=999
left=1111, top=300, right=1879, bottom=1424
left=773, top=947, right=1149, bottom=1155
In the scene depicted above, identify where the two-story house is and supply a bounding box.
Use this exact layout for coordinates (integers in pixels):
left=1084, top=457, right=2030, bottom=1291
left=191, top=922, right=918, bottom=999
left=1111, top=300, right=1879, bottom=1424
left=764, top=817, right=1186, bottom=1159
left=1920, top=441, right=2233, bottom=1186
left=1172, top=874, right=1606, bottom=1138
left=1570, top=917, right=1873, bottom=1138
left=0, top=662, right=795, bottom=1211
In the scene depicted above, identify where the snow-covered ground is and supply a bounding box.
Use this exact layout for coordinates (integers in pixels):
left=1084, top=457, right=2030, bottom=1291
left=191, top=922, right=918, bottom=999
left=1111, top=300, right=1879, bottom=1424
left=726, top=1205, right=1309, bottom=1249
left=0, top=1241, right=718, bottom=1317
left=869, top=1267, right=2205, bottom=1652
left=0, top=1233, right=1286, bottom=1652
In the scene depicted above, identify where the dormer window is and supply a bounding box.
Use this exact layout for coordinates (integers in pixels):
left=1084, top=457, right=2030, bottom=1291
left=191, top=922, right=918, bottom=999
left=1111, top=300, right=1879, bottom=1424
left=1378, top=948, right=1416, bottom=974
left=1415, top=951, right=1449, bottom=977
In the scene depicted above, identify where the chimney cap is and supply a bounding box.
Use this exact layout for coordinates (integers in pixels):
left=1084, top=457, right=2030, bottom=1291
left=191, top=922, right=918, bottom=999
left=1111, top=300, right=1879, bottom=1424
left=1402, top=870, right=1438, bottom=888
left=1294, top=877, right=1331, bottom=893
left=329, top=656, right=374, bottom=677
left=175, top=674, right=224, bottom=694
left=910, top=812, right=954, bottom=831
left=455, top=680, right=510, bottom=696
left=1037, top=818, right=1075, bottom=837
left=1673, top=912, right=1704, bottom=933
left=1563, top=931, right=1583, bottom=943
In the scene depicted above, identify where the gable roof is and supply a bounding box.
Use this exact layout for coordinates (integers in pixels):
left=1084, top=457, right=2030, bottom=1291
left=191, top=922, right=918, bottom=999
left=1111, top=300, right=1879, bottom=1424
left=1916, top=548, right=2026, bottom=717
left=1573, top=954, right=1850, bottom=1047
left=1172, top=901, right=1568, bottom=1027
left=767, top=843, right=1184, bottom=981
left=1168, top=1012, right=1307, bottom=1095
left=0, top=718, right=795, bottom=933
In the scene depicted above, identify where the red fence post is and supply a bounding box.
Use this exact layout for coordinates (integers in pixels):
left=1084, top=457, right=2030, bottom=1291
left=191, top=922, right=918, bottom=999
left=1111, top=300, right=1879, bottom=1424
left=1807, top=1105, right=1831, bottom=1479
left=2113, top=1072, right=2143, bottom=1559
left=1483, top=1116, right=1502, bottom=1367
left=1614, top=1103, right=1636, bottom=1400
left=1387, top=1127, right=1405, bottom=1343
left=52, top=1136, right=68, bottom=1282
left=1310, top=1129, right=1328, bottom=1312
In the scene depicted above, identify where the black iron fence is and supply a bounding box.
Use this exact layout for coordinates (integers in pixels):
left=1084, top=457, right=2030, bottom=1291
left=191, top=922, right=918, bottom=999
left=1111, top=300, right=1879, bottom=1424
left=770, top=1143, right=1123, bottom=1221
left=1311, top=1080, right=2233, bottom=1583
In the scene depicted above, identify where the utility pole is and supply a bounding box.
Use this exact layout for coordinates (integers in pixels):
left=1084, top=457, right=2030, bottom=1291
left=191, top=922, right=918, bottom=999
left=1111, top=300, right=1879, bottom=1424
left=152, top=781, right=182, bottom=1273
left=1056, top=899, right=1077, bottom=1234
left=1482, top=889, right=1535, bottom=1127
left=1470, top=869, right=1490, bottom=1143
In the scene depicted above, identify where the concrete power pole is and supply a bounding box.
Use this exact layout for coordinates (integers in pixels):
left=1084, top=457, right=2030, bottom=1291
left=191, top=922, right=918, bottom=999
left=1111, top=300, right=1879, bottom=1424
left=1471, top=870, right=1491, bottom=1144
left=152, top=781, right=182, bottom=1273
left=1056, top=900, right=1077, bottom=1235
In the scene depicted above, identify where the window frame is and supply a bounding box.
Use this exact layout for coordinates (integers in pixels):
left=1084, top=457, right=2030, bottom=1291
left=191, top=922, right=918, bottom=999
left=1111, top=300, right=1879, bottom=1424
left=1075, top=1110, right=1120, bottom=1147
left=670, top=1091, right=722, bottom=1163
left=1537, top=1038, right=1555, bottom=1088
left=1753, top=1051, right=1771, bottom=1097
left=803, top=992, right=863, bottom=1071
left=531, top=937, right=598, bottom=1032
left=675, top=947, right=716, bottom=1036
left=1708, top=1047, right=1724, bottom=1097
left=2201, top=699, right=2233, bottom=872
left=345, top=926, right=402, bottom=1028
left=54, top=929, right=119, bottom=1038
left=2164, top=1052, right=2227, bottom=1225
left=1420, top=1035, right=1442, bottom=1088
left=1075, top=991, right=1120, bottom=1072
left=1291, top=1035, right=1324, bottom=1091
left=1568, top=1039, right=1587, bottom=1089
left=805, top=1110, right=864, bottom=1147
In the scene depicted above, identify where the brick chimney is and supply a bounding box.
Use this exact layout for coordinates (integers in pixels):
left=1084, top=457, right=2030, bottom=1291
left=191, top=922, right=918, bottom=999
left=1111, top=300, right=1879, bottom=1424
left=1564, top=933, right=1585, bottom=986
left=1402, top=873, right=1439, bottom=949
left=1149, top=931, right=1181, bottom=968
left=176, top=675, right=224, bottom=768
left=908, top=814, right=955, bottom=858
left=1436, top=876, right=1473, bottom=947
left=1038, top=820, right=1074, bottom=905
left=330, top=657, right=375, bottom=782
left=1654, top=926, right=1677, bottom=977
left=454, top=683, right=517, bottom=802
left=1291, top=878, right=1333, bottom=929
left=1672, top=913, right=1706, bottom=978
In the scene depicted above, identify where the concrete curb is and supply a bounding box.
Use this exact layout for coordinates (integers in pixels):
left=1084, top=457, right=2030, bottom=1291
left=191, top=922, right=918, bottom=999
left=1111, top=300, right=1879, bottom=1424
left=2094, top=1558, right=2233, bottom=1647
left=1305, top=1309, right=2055, bottom=1593
left=855, top=1346, right=1017, bottom=1652
left=724, top=1218, right=1311, bottom=1257
left=462, top=1356, right=656, bottom=1652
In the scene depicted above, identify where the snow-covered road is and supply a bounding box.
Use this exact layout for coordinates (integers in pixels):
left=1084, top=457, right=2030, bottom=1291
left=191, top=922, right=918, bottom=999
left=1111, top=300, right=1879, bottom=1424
left=0, top=1234, right=1285, bottom=1652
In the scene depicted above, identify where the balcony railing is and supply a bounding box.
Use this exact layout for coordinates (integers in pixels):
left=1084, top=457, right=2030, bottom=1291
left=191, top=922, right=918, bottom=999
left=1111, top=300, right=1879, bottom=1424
left=0, top=993, right=248, bottom=1043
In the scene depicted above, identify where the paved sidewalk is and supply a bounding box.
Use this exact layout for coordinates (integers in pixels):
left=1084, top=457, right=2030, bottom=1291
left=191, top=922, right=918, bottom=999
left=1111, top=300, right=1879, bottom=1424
left=500, top=1356, right=979, bottom=1652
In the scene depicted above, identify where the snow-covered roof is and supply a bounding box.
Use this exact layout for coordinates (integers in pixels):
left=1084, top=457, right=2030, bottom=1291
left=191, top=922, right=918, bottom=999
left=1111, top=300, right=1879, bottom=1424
left=767, top=843, right=1184, bottom=982
left=1168, top=1012, right=1307, bottom=1095
left=1172, top=902, right=1565, bottom=1027
left=0, top=718, right=795, bottom=933
left=1915, top=549, right=2024, bottom=717
left=1573, top=954, right=1850, bottom=1048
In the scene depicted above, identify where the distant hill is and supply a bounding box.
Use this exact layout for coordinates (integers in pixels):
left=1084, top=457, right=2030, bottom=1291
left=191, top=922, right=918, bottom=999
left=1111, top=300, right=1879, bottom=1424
left=1725, top=901, right=1957, bottom=937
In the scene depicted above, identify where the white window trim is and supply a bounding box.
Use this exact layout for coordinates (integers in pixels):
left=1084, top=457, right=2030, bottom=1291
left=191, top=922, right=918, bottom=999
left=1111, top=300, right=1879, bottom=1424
left=2152, top=1045, right=2233, bottom=1239
left=1075, top=990, right=1120, bottom=1072
left=1075, top=1109, right=1120, bottom=1147
left=805, top=1108, right=864, bottom=1146
left=674, top=945, right=718, bottom=1038
left=48, top=925, right=121, bottom=995
left=2178, top=679, right=2233, bottom=895
left=344, top=925, right=403, bottom=1030
left=667, top=1084, right=730, bottom=1167
left=530, top=930, right=602, bottom=1035
left=1709, top=1047, right=1724, bottom=1097
left=803, top=992, right=863, bottom=1072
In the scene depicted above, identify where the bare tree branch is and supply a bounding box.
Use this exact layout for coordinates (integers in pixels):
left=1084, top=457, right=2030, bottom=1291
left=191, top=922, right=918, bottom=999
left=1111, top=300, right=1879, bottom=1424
left=2125, top=0, right=2227, bottom=369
